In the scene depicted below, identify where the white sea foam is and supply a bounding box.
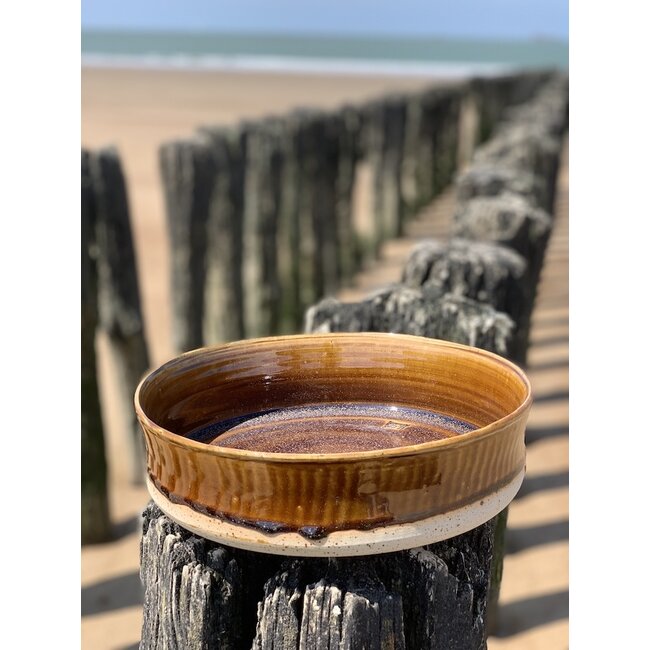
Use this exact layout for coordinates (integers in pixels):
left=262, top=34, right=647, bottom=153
left=81, top=53, right=514, bottom=78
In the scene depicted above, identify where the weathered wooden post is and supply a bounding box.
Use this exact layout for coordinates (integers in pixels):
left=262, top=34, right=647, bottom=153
left=408, top=88, right=445, bottom=206
left=413, top=88, right=441, bottom=208
left=335, top=105, right=363, bottom=285
left=272, top=114, right=303, bottom=333
left=400, top=88, right=437, bottom=219
left=159, top=137, right=215, bottom=352
left=312, top=112, right=344, bottom=297
left=401, top=84, right=465, bottom=215
left=81, top=150, right=111, bottom=543
left=240, top=119, right=284, bottom=338
left=285, top=109, right=346, bottom=308
left=366, top=95, right=409, bottom=243
left=452, top=193, right=553, bottom=291
left=140, top=502, right=498, bottom=649
left=456, top=165, right=549, bottom=212
left=291, top=109, right=322, bottom=313
left=88, top=147, right=151, bottom=484
left=500, top=91, right=568, bottom=142
left=196, top=126, right=246, bottom=345
left=273, top=109, right=346, bottom=333
left=430, top=87, right=463, bottom=195
left=401, top=238, right=531, bottom=366
left=305, top=285, right=516, bottom=360
left=472, top=128, right=563, bottom=215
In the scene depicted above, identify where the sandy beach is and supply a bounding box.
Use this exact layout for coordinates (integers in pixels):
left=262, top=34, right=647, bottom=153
left=81, top=66, right=568, bottom=649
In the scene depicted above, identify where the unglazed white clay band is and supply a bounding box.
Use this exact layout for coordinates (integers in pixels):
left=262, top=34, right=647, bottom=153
left=146, top=467, right=525, bottom=557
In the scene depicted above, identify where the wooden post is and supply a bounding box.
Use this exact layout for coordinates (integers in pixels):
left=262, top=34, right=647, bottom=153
left=81, top=150, right=111, bottom=543
left=292, top=109, right=322, bottom=313
left=369, top=95, right=408, bottom=243
left=196, top=126, right=246, bottom=345
left=240, top=119, right=284, bottom=338
left=472, top=128, right=562, bottom=215
left=159, top=137, right=215, bottom=353
left=312, top=112, right=343, bottom=297
left=88, top=147, right=151, bottom=484
left=140, top=502, right=495, bottom=649
left=430, top=87, right=463, bottom=195
left=335, top=105, right=363, bottom=286
left=273, top=114, right=303, bottom=332
left=401, top=238, right=532, bottom=366
left=452, top=193, right=553, bottom=291
left=402, top=85, right=465, bottom=212
left=501, top=93, right=567, bottom=141
left=399, top=88, right=439, bottom=220
left=456, top=165, right=548, bottom=212
left=285, top=109, right=345, bottom=308
left=305, top=286, right=516, bottom=361
left=400, top=92, right=425, bottom=220
left=411, top=89, right=439, bottom=209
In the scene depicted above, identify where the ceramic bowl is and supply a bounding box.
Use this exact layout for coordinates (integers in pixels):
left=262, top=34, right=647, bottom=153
left=135, top=333, right=532, bottom=556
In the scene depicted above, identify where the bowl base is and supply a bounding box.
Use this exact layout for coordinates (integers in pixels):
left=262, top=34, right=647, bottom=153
left=146, top=468, right=525, bottom=557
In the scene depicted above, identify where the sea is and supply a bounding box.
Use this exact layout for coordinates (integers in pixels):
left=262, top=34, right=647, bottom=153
left=81, top=30, right=568, bottom=78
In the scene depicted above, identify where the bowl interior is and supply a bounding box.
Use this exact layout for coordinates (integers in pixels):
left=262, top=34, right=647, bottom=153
left=137, top=333, right=529, bottom=452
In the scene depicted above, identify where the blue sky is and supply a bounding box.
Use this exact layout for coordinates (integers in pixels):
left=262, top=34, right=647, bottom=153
left=81, top=0, right=568, bottom=40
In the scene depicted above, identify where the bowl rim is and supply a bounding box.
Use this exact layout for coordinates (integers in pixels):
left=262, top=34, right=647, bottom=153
left=134, top=332, right=532, bottom=464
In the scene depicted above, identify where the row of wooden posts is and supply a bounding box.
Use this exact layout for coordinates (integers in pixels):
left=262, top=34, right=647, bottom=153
left=135, top=72, right=568, bottom=649
left=160, top=70, right=556, bottom=354
left=81, top=70, right=558, bottom=547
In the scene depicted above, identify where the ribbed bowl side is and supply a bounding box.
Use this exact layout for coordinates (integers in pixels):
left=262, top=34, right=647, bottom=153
left=140, top=407, right=528, bottom=530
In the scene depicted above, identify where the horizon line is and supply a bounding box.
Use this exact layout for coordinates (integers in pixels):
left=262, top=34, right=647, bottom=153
left=80, top=27, right=568, bottom=45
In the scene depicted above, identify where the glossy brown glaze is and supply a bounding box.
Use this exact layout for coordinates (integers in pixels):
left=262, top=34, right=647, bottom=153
left=135, top=333, right=532, bottom=536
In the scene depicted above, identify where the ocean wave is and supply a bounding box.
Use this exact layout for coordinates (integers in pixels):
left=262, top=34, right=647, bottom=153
left=80, top=53, right=514, bottom=78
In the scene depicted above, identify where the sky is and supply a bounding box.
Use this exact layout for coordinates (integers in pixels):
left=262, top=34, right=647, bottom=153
left=81, top=0, right=568, bottom=41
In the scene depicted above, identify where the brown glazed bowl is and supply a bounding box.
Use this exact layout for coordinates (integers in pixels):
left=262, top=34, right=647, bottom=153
left=135, top=333, right=532, bottom=556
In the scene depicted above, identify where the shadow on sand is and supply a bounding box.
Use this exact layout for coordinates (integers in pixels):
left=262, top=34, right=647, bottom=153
left=526, top=424, right=568, bottom=444
left=505, top=519, right=569, bottom=554
left=516, top=470, right=569, bottom=498
left=81, top=571, right=143, bottom=617
left=493, top=589, right=569, bottom=637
